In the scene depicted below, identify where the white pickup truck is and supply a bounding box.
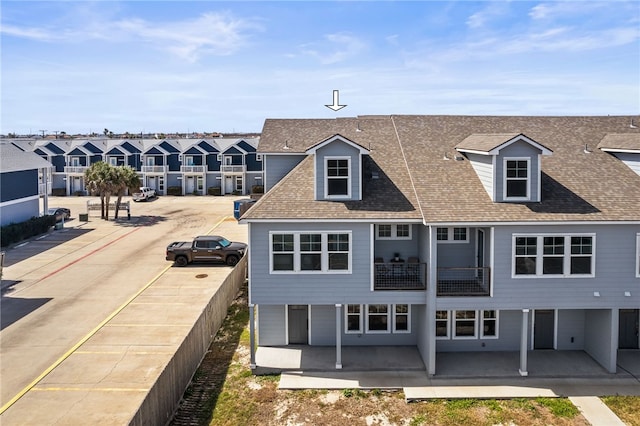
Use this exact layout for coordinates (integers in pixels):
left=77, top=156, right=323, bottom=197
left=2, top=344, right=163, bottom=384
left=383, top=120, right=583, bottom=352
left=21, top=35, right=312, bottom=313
left=132, top=186, right=156, bottom=202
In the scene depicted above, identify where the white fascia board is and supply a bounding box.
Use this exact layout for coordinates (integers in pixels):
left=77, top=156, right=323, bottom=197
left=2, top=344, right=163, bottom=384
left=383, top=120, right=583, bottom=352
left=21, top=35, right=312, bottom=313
left=241, top=218, right=424, bottom=224
left=600, top=148, right=640, bottom=154
left=425, top=220, right=640, bottom=226
left=305, top=134, right=370, bottom=155
left=455, top=148, right=492, bottom=156
left=489, top=135, right=553, bottom=156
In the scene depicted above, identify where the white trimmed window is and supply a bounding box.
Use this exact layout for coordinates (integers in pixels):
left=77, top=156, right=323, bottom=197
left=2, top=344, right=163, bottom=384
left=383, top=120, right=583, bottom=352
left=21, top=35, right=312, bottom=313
left=184, top=155, right=194, bottom=166
left=436, top=227, right=468, bottom=243
left=325, top=157, right=351, bottom=198
left=393, top=304, right=410, bottom=333
left=435, top=310, right=450, bottom=339
left=270, top=232, right=351, bottom=273
left=375, top=224, right=412, bottom=240
left=366, top=304, right=390, bottom=333
left=345, top=304, right=362, bottom=334
left=636, top=234, right=640, bottom=278
left=513, top=234, right=595, bottom=277
left=481, top=310, right=498, bottom=339
left=453, top=310, right=477, bottom=339
left=108, top=156, right=118, bottom=166
left=504, top=158, right=530, bottom=200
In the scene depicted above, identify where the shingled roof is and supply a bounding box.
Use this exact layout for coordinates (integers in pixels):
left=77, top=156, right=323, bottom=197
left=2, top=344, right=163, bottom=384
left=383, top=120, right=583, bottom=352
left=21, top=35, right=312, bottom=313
left=597, top=133, right=640, bottom=152
left=245, top=115, right=640, bottom=223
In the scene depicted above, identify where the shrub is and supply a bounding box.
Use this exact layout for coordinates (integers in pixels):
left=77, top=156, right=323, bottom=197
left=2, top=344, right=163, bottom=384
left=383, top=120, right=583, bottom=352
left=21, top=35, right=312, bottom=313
left=51, top=188, right=67, bottom=196
left=251, top=185, right=264, bottom=194
left=1, top=215, right=56, bottom=247
left=208, top=186, right=222, bottom=196
left=167, top=186, right=182, bottom=196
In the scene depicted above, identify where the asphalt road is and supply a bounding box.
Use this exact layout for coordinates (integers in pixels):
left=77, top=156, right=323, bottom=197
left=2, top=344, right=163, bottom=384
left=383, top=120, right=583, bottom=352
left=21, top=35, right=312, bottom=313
left=0, top=195, right=246, bottom=409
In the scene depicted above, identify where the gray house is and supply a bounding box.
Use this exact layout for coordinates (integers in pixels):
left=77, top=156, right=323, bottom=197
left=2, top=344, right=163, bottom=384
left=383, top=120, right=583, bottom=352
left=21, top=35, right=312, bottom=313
left=241, top=115, right=640, bottom=376
left=0, top=142, right=53, bottom=226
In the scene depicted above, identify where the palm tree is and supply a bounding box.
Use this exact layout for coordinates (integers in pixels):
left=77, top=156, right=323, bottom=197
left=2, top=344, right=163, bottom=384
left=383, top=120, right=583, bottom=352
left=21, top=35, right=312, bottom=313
left=84, top=162, right=118, bottom=220
left=113, top=166, right=140, bottom=219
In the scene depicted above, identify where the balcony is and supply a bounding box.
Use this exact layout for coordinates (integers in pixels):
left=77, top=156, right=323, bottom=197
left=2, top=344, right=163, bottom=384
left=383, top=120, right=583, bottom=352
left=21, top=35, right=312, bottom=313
left=64, top=166, right=88, bottom=174
left=141, top=166, right=167, bottom=173
left=221, top=165, right=246, bottom=173
left=374, top=262, right=426, bottom=290
left=437, top=267, right=491, bottom=297
left=180, top=165, right=205, bottom=173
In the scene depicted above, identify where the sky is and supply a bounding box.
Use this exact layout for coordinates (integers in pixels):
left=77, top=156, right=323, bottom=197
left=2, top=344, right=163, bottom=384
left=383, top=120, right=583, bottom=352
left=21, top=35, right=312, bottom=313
left=1, top=1, right=639, bottom=135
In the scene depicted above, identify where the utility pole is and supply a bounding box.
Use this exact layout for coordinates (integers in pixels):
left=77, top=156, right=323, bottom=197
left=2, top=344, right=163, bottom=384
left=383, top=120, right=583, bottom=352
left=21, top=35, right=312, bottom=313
left=39, top=130, right=47, bottom=138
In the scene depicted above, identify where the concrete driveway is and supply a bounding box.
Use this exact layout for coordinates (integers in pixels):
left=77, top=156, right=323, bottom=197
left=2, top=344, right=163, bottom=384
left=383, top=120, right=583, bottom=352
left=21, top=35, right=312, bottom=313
left=0, top=195, right=248, bottom=424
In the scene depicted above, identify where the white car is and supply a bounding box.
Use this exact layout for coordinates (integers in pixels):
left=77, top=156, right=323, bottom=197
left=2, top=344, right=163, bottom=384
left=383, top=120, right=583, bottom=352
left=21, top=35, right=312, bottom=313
left=132, top=187, right=156, bottom=202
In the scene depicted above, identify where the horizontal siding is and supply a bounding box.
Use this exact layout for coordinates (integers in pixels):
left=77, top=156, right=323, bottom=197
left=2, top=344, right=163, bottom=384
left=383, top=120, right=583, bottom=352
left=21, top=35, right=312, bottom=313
left=316, top=141, right=362, bottom=200
left=557, top=309, right=586, bottom=350
left=496, top=141, right=541, bottom=202
left=264, top=154, right=305, bottom=191
left=311, top=305, right=336, bottom=345
left=613, top=152, right=640, bottom=176
left=467, top=153, right=494, bottom=200
left=0, top=198, right=40, bottom=226
left=1, top=170, right=38, bottom=202
left=249, top=222, right=425, bottom=305
left=436, top=309, right=523, bottom=352
left=257, top=305, right=286, bottom=346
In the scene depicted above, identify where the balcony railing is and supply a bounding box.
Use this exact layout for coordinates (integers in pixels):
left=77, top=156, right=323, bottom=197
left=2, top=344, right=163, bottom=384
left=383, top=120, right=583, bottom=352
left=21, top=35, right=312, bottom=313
left=374, top=262, right=426, bottom=290
left=437, top=267, right=491, bottom=296
left=181, top=165, right=205, bottom=173
left=221, top=165, right=246, bottom=173
left=141, top=166, right=167, bottom=173
left=64, top=166, right=88, bottom=174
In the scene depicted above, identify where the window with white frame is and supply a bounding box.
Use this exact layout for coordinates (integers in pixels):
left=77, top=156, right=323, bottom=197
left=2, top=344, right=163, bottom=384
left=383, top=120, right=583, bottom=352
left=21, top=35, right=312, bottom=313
left=366, top=304, right=389, bottom=332
left=513, top=234, right=595, bottom=277
left=70, top=157, right=80, bottom=166
left=270, top=232, right=351, bottom=273
left=325, top=157, right=350, bottom=198
left=345, top=304, right=362, bottom=333
left=146, top=157, right=155, bottom=166
left=436, top=310, right=449, bottom=339
left=436, top=227, right=468, bottom=243
left=376, top=224, right=412, bottom=240
left=108, top=157, right=118, bottom=166
left=504, top=158, right=530, bottom=200
left=393, top=304, right=410, bottom=333
left=453, top=310, right=477, bottom=339
left=184, top=155, right=194, bottom=166
left=636, top=234, right=640, bottom=278
left=481, top=310, right=498, bottom=338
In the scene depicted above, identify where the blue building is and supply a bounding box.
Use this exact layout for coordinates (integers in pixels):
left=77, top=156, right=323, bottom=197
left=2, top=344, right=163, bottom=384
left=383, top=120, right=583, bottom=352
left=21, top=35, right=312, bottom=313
left=0, top=142, right=53, bottom=226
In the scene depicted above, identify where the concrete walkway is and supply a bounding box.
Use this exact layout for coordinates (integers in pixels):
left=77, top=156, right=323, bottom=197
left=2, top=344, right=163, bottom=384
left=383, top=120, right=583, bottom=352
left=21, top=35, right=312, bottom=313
left=260, top=346, right=640, bottom=426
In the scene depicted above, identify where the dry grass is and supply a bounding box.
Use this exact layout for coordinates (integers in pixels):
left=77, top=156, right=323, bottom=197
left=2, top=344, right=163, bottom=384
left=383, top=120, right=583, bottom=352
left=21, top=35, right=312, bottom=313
left=171, top=284, right=638, bottom=425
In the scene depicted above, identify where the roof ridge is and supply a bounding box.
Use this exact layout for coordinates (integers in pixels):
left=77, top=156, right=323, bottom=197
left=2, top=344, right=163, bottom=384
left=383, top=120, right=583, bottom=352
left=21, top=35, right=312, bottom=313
left=390, top=116, right=425, bottom=225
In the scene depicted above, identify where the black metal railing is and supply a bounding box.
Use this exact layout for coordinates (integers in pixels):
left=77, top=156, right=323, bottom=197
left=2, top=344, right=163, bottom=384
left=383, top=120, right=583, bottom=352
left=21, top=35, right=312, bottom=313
left=374, top=262, right=426, bottom=290
left=437, top=267, right=491, bottom=296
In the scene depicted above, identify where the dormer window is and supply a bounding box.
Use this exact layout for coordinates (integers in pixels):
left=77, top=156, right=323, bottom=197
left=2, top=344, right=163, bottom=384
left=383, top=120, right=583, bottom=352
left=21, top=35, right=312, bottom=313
left=325, top=157, right=350, bottom=198
left=504, top=158, right=530, bottom=200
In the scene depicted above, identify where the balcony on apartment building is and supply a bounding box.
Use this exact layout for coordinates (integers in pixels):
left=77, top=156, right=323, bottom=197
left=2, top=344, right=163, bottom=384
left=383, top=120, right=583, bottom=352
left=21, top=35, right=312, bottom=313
left=141, top=165, right=168, bottom=173
left=221, top=164, right=246, bottom=173
left=373, top=262, right=490, bottom=296
left=180, top=165, right=206, bottom=173
left=436, top=267, right=491, bottom=296
left=64, top=166, right=89, bottom=174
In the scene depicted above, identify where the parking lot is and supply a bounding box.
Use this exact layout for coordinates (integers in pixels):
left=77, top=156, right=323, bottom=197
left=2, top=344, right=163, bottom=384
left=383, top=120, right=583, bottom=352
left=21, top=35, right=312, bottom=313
left=0, top=195, right=248, bottom=424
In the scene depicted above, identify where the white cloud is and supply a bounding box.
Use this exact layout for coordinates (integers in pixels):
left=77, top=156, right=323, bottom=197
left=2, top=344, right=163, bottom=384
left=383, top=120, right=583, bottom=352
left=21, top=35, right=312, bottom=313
left=301, top=32, right=367, bottom=64
left=466, top=2, right=511, bottom=29
left=1, top=11, right=262, bottom=62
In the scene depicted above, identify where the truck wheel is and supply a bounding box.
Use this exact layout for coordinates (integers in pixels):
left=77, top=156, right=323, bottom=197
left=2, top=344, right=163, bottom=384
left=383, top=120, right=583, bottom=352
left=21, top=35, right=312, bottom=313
left=226, top=255, right=239, bottom=266
left=175, top=256, right=188, bottom=267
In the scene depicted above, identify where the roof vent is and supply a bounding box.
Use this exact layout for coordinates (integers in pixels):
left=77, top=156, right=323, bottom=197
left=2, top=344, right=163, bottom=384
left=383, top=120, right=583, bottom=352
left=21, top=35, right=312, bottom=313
left=583, top=144, right=592, bottom=154
left=283, top=140, right=290, bottom=150
left=356, top=122, right=362, bottom=132
left=631, top=119, right=638, bottom=129
left=443, top=152, right=450, bottom=160
left=454, top=155, right=464, bottom=161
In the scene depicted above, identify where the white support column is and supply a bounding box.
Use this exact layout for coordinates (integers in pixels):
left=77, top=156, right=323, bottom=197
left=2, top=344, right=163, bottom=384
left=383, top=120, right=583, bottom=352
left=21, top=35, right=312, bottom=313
left=249, top=303, right=256, bottom=369
left=335, top=304, right=342, bottom=369
left=519, top=309, right=529, bottom=376
left=427, top=226, right=437, bottom=376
